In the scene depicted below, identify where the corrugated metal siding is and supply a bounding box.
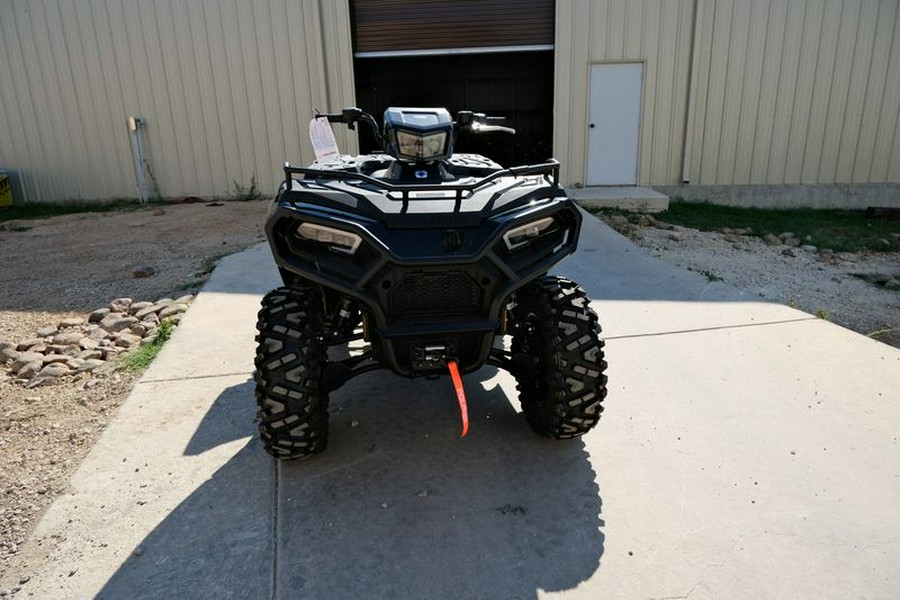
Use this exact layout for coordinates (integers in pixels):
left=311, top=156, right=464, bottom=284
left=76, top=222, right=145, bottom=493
left=686, top=0, right=900, bottom=185
left=555, top=0, right=900, bottom=187
left=553, top=0, right=695, bottom=186
left=351, top=0, right=554, bottom=54
left=0, top=0, right=357, bottom=203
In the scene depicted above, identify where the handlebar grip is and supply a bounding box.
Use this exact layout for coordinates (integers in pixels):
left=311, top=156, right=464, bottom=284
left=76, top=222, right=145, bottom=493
left=315, top=113, right=346, bottom=123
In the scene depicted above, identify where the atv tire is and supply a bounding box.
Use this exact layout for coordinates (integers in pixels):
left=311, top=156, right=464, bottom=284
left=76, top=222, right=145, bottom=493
left=254, top=284, right=329, bottom=459
left=511, top=276, right=607, bottom=439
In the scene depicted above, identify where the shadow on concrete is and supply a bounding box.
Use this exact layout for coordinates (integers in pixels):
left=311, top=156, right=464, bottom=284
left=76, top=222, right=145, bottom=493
left=183, top=379, right=256, bottom=457
left=97, top=369, right=604, bottom=599
left=96, top=380, right=274, bottom=599
left=275, top=368, right=603, bottom=599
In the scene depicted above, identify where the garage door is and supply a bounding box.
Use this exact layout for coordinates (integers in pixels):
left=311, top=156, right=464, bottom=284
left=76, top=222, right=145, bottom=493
left=351, top=0, right=555, bottom=167
left=352, top=0, right=554, bottom=56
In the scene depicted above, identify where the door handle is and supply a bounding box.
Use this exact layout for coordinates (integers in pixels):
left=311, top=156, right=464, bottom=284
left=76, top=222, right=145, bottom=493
left=589, top=123, right=595, bottom=128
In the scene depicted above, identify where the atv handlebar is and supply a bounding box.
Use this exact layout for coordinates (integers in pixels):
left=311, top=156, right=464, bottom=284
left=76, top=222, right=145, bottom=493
left=455, top=111, right=516, bottom=135
left=317, top=107, right=516, bottom=144
left=316, top=107, right=385, bottom=148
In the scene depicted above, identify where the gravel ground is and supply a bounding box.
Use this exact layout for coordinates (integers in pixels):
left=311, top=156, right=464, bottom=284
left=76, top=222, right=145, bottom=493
left=598, top=213, right=900, bottom=349
left=0, top=200, right=268, bottom=581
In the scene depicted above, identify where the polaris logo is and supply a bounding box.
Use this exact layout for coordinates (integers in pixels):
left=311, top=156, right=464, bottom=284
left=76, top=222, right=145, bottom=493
left=443, top=229, right=462, bottom=252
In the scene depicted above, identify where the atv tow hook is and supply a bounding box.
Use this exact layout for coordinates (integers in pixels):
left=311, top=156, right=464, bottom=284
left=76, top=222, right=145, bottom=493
left=446, top=360, right=469, bottom=438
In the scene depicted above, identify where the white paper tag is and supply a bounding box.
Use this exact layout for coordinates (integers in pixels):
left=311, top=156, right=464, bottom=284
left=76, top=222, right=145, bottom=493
left=309, top=117, right=341, bottom=163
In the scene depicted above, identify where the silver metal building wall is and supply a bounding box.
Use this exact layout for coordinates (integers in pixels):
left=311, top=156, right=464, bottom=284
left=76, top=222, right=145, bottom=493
left=554, top=0, right=900, bottom=188
left=554, top=0, right=696, bottom=187
left=0, top=0, right=358, bottom=203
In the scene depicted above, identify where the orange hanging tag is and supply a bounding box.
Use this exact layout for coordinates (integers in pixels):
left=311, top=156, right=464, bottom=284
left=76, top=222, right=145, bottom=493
left=447, top=360, right=468, bottom=437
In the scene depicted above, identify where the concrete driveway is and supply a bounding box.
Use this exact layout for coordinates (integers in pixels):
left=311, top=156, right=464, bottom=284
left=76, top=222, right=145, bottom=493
left=10, top=214, right=900, bottom=599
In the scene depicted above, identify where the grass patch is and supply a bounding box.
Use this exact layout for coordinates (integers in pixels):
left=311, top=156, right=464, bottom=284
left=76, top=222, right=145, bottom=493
left=199, top=253, right=226, bottom=275
left=814, top=308, right=832, bottom=321
left=232, top=175, right=262, bottom=202
left=652, top=201, right=900, bottom=253
left=122, top=320, right=175, bottom=371
left=0, top=199, right=167, bottom=223
left=176, top=278, right=209, bottom=292
left=177, top=252, right=230, bottom=292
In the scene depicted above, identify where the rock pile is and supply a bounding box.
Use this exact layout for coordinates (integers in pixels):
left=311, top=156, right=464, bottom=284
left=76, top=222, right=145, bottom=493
left=0, top=295, right=193, bottom=388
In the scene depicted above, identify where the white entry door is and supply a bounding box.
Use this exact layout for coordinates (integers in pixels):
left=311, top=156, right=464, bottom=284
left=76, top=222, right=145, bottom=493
left=586, top=63, right=643, bottom=186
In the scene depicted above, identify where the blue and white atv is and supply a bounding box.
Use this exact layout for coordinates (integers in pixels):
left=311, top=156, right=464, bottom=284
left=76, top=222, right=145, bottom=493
left=255, top=107, right=607, bottom=459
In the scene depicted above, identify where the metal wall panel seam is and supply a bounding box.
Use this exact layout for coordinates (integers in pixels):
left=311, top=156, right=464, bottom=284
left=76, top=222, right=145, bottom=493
left=767, top=1, right=801, bottom=184
left=217, top=1, right=242, bottom=186
left=0, top=6, right=40, bottom=202
left=253, top=0, right=283, bottom=191
left=667, top=0, right=691, bottom=185
left=550, top=0, right=571, bottom=182
left=323, top=0, right=360, bottom=154
left=719, top=0, right=748, bottom=185
left=870, top=1, right=900, bottom=181
left=247, top=0, right=274, bottom=189
left=264, top=0, right=287, bottom=170
left=273, top=0, right=300, bottom=167
left=148, top=1, right=189, bottom=195
left=837, top=1, right=877, bottom=182
left=108, top=1, right=145, bottom=199
left=886, top=5, right=900, bottom=180
left=192, top=1, right=228, bottom=196
left=38, top=0, right=80, bottom=199
left=167, top=0, right=207, bottom=195
left=747, top=0, right=772, bottom=184
left=681, top=0, right=702, bottom=184
left=850, top=3, right=882, bottom=183
left=785, top=0, right=820, bottom=184
left=90, top=1, right=133, bottom=196
left=63, top=2, right=111, bottom=198
left=703, top=0, right=728, bottom=184
left=302, top=0, right=328, bottom=166
left=736, top=0, right=764, bottom=184
left=646, top=1, right=664, bottom=183
left=731, top=0, right=760, bottom=185
left=577, top=1, right=592, bottom=186
left=178, top=1, right=215, bottom=195
left=82, top=0, right=128, bottom=197
left=803, top=0, right=840, bottom=184
left=33, top=1, right=80, bottom=199
left=227, top=0, right=259, bottom=188
left=831, top=1, right=863, bottom=183
left=815, top=0, right=850, bottom=183
left=760, top=1, right=787, bottom=184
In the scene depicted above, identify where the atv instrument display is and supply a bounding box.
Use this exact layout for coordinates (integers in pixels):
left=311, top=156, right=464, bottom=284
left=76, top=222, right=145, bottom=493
left=255, top=107, right=608, bottom=459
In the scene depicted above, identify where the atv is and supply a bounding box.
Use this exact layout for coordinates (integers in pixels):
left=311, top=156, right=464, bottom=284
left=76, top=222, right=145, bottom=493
left=255, top=106, right=607, bottom=459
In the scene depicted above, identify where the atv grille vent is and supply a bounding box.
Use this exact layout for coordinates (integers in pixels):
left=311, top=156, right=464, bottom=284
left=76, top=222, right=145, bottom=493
left=390, top=271, right=481, bottom=316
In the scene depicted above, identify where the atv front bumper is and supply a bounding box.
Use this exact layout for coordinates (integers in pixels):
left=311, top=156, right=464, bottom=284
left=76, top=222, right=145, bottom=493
left=266, top=196, right=581, bottom=377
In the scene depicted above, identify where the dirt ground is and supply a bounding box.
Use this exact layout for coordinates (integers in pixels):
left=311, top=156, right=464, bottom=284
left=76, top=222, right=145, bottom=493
left=0, top=202, right=897, bottom=586
left=0, top=200, right=268, bottom=579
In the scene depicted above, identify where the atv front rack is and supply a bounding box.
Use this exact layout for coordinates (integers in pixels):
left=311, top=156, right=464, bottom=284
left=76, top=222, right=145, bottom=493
left=282, top=159, right=561, bottom=203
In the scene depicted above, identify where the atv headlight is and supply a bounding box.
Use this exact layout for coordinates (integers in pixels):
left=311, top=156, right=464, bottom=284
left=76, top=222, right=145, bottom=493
left=395, top=130, right=448, bottom=161
left=296, top=222, right=362, bottom=255
left=503, top=216, right=556, bottom=250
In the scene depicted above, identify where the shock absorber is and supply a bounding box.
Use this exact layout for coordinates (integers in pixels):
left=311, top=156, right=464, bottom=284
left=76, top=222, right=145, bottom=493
left=333, top=297, right=355, bottom=333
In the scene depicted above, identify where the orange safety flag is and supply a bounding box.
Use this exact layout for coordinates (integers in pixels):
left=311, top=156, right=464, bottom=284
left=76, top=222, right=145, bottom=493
left=447, top=360, right=468, bottom=437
